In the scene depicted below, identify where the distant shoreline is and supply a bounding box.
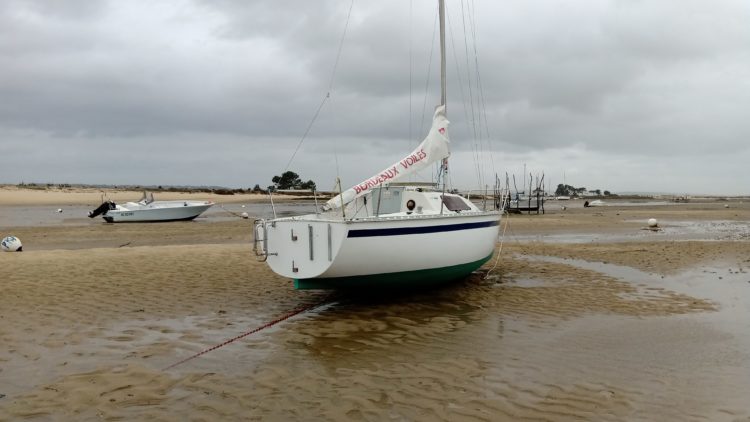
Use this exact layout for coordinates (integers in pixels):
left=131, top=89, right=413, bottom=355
left=0, top=185, right=313, bottom=206
left=1, top=183, right=746, bottom=206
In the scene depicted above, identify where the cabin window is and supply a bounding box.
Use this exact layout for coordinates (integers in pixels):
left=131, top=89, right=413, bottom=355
left=441, top=195, right=471, bottom=211
left=371, top=187, right=404, bottom=215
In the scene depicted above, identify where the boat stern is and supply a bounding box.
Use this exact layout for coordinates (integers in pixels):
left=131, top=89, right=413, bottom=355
left=254, top=217, right=348, bottom=279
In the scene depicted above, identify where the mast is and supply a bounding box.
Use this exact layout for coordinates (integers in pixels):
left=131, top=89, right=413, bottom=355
left=439, top=0, right=446, bottom=109
left=438, top=0, right=448, bottom=190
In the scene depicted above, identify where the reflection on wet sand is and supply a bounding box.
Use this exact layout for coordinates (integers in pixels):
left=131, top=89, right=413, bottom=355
left=1, top=201, right=750, bottom=420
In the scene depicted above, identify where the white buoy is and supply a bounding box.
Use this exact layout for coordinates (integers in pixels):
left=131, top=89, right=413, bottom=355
left=1, top=236, right=23, bottom=252
left=724, top=204, right=729, bottom=208
left=56, top=208, right=63, bottom=213
left=648, top=218, right=658, bottom=228
left=241, top=205, right=246, bottom=208
left=240, top=212, right=249, bottom=219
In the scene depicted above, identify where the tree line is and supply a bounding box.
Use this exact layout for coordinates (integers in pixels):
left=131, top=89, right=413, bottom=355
left=555, top=184, right=611, bottom=197
left=249, top=171, right=317, bottom=193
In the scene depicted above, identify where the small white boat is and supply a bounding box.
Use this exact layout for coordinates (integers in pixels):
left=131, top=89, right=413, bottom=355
left=584, top=199, right=606, bottom=207
left=88, top=192, right=213, bottom=223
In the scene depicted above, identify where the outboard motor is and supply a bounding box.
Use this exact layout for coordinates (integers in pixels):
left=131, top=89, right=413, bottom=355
left=88, top=201, right=116, bottom=218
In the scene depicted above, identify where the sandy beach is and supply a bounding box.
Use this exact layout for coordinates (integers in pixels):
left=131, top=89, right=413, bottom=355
left=0, top=185, right=309, bottom=206
left=1, top=189, right=749, bottom=420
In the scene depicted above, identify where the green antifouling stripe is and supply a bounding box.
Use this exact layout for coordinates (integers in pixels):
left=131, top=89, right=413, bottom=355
left=294, top=253, right=493, bottom=290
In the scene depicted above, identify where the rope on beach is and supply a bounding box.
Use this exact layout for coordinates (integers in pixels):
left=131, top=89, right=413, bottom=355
left=216, top=203, right=249, bottom=219
left=162, top=296, right=334, bottom=371
left=484, top=211, right=511, bottom=279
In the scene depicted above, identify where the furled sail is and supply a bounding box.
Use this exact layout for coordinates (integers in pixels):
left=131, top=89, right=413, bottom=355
left=325, top=105, right=450, bottom=210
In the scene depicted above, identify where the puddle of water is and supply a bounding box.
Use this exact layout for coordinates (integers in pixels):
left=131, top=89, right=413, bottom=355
left=656, top=220, right=750, bottom=241
left=524, top=254, right=750, bottom=351
left=509, top=233, right=642, bottom=244
left=506, top=277, right=550, bottom=288
left=511, top=220, right=750, bottom=244
left=0, top=301, right=337, bottom=397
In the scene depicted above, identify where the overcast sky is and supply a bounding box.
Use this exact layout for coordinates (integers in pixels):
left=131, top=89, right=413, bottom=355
left=2, top=0, right=749, bottom=195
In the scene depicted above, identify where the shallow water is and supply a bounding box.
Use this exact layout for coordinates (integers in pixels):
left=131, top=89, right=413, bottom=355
left=511, top=219, right=750, bottom=244
left=0, top=201, right=317, bottom=227
left=162, top=268, right=750, bottom=420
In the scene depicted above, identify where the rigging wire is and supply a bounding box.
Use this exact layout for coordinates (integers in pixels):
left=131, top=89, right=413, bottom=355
left=419, top=9, right=439, bottom=138
left=467, top=0, right=486, bottom=186
left=417, top=8, right=438, bottom=185
left=409, top=0, right=413, bottom=147
left=283, top=95, right=328, bottom=173
left=466, top=0, right=496, bottom=180
left=447, top=11, right=483, bottom=190
left=281, top=0, right=355, bottom=175
left=459, top=0, right=481, bottom=189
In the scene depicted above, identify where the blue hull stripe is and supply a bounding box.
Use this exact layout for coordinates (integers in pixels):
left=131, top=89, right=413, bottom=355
left=347, top=219, right=499, bottom=238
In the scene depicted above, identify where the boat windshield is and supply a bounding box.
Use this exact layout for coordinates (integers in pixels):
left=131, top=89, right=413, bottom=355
left=441, top=195, right=471, bottom=211
left=139, top=191, right=155, bottom=204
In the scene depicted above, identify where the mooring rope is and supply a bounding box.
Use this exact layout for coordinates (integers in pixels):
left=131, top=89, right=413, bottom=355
left=483, top=213, right=510, bottom=280
left=162, top=296, right=335, bottom=371
left=216, top=203, right=247, bottom=219
left=484, top=191, right=511, bottom=280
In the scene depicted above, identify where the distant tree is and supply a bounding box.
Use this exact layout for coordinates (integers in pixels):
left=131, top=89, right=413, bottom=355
left=593, top=189, right=601, bottom=196
left=603, top=190, right=611, bottom=196
left=271, top=171, right=302, bottom=190
left=555, top=184, right=576, bottom=196
left=299, top=180, right=316, bottom=191
left=555, top=184, right=595, bottom=197
left=252, top=184, right=262, bottom=192
left=271, top=171, right=316, bottom=191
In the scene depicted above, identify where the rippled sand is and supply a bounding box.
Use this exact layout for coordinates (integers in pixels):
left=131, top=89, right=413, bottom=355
left=1, top=200, right=750, bottom=420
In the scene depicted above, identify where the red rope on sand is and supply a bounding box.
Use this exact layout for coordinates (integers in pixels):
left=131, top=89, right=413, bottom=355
left=162, top=298, right=331, bottom=371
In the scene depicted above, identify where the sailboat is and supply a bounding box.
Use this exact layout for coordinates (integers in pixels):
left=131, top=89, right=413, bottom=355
left=253, top=0, right=502, bottom=289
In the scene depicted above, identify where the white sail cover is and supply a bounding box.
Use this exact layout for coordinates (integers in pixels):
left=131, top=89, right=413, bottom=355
left=325, top=105, right=450, bottom=210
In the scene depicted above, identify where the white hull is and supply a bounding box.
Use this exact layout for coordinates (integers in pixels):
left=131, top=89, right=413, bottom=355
left=103, top=201, right=213, bottom=223
left=257, top=210, right=500, bottom=286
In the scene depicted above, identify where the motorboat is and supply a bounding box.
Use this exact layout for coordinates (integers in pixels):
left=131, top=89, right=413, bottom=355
left=584, top=199, right=606, bottom=207
left=88, top=192, right=213, bottom=223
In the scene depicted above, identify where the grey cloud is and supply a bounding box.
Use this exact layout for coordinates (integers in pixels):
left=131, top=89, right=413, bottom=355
left=1, top=0, right=749, bottom=194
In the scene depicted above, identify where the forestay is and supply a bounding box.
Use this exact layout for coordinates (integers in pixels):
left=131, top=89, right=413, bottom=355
left=325, top=105, right=451, bottom=210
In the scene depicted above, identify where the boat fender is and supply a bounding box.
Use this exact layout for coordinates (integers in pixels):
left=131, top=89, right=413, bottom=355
left=1, top=236, right=22, bottom=252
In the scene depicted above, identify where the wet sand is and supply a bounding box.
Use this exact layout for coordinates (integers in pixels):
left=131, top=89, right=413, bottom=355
left=1, top=195, right=749, bottom=420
